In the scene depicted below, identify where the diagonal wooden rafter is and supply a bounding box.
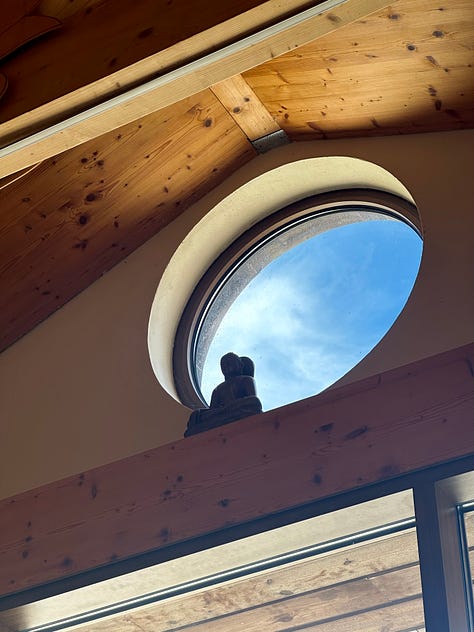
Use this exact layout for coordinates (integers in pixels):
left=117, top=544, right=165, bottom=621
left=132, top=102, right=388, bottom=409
left=211, top=74, right=282, bottom=142
left=0, top=0, right=393, bottom=179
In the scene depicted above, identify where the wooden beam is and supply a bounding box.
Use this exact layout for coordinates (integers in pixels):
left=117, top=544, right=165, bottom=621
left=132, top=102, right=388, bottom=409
left=211, top=74, right=281, bottom=141
left=0, top=0, right=393, bottom=178
left=243, top=0, right=474, bottom=140
left=0, top=0, right=322, bottom=150
left=1, top=342, right=473, bottom=597
left=0, top=0, right=275, bottom=126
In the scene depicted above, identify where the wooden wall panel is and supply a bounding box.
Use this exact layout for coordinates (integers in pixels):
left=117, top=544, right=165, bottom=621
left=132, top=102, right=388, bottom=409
left=244, top=0, right=474, bottom=138
left=0, top=342, right=473, bottom=596
left=0, top=89, right=255, bottom=353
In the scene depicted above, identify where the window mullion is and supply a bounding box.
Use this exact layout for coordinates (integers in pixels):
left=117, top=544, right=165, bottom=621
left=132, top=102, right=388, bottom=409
left=458, top=506, right=474, bottom=630
left=414, top=480, right=470, bottom=632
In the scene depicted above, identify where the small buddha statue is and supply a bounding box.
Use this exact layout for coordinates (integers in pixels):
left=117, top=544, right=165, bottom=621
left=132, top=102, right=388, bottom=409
left=184, top=352, right=262, bottom=437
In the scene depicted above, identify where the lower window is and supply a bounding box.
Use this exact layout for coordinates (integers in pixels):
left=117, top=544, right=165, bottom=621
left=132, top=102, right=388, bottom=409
left=0, top=490, right=425, bottom=631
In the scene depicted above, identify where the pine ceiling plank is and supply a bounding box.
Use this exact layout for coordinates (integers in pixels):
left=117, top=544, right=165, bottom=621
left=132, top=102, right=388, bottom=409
left=0, top=0, right=395, bottom=178
left=0, top=164, right=39, bottom=190
left=0, top=13, right=61, bottom=62
left=243, top=0, right=474, bottom=138
left=39, top=0, right=105, bottom=22
left=0, top=90, right=255, bottom=353
left=211, top=74, right=281, bottom=141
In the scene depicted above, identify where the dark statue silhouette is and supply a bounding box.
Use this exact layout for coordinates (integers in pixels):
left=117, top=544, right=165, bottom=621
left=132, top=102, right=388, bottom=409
left=184, top=352, right=262, bottom=437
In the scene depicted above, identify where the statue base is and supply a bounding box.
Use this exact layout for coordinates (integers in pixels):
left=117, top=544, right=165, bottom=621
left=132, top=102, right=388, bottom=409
left=184, top=397, right=262, bottom=437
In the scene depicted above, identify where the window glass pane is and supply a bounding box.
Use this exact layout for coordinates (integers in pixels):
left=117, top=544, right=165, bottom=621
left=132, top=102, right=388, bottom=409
left=0, top=491, right=425, bottom=632
left=199, top=212, right=422, bottom=409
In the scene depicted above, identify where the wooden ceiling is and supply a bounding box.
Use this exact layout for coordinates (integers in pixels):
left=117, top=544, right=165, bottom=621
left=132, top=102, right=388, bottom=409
left=0, top=0, right=473, bottom=354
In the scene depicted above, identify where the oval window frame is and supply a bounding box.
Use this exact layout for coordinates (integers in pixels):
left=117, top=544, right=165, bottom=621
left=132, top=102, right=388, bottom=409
left=173, top=188, right=422, bottom=409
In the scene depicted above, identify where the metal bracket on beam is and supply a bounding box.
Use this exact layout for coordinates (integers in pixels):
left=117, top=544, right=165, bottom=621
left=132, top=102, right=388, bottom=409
left=251, top=129, right=291, bottom=154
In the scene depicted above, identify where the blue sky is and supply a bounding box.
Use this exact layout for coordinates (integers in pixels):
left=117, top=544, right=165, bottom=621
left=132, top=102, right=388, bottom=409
left=200, top=218, right=423, bottom=410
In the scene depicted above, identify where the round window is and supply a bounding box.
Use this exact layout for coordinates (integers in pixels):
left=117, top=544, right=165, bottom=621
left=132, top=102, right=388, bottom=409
left=174, top=190, right=422, bottom=410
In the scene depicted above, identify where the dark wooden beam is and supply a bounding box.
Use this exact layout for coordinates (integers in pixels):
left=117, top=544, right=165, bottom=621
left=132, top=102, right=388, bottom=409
left=1, top=342, right=474, bottom=597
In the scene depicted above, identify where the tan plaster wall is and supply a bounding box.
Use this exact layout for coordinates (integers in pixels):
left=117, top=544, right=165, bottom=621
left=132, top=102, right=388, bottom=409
left=0, top=129, right=472, bottom=500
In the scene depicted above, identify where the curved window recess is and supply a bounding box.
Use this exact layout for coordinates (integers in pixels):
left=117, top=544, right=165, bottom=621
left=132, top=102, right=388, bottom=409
left=173, top=189, right=422, bottom=409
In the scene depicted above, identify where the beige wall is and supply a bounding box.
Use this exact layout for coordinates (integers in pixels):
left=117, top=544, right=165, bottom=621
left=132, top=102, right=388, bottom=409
left=0, top=129, right=472, bottom=500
